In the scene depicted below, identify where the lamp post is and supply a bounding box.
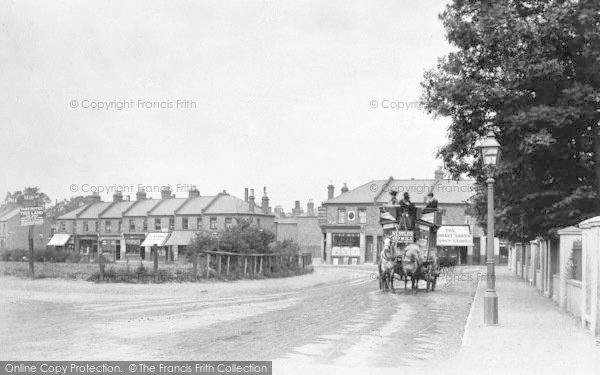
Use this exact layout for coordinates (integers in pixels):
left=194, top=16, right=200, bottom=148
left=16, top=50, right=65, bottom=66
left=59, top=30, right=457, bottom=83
left=477, top=130, right=501, bottom=325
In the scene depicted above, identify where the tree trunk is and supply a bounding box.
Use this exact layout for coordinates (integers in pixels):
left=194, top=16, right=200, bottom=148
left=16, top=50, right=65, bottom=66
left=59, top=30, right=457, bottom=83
left=595, top=128, right=600, bottom=204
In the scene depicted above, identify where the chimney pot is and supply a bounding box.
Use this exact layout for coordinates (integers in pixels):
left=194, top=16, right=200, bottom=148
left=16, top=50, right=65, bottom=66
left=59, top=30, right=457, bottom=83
left=113, top=191, right=123, bottom=202
left=307, top=199, right=315, bottom=216
left=327, top=183, right=335, bottom=200
left=188, top=188, right=200, bottom=198
left=136, top=189, right=147, bottom=201
left=341, top=183, right=349, bottom=194
left=161, top=187, right=172, bottom=199
left=248, top=189, right=256, bottom=213
left=88, top=192, right=102, bottom=203
left=261, top=187, right=269, bottom=214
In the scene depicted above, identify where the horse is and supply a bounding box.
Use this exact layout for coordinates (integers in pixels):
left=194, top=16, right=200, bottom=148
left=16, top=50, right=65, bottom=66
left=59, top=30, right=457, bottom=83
left=413, top=240, right=440, bottom=292
left=401, top=243, right=422, bottom=292
left=378, top=237, right=396, bottom=292
left=421, top=250, right=440, bottom=291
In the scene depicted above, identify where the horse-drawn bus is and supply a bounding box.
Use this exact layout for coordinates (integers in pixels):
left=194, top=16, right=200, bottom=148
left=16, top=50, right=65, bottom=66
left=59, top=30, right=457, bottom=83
left=377, top=194, right=442, bottom=293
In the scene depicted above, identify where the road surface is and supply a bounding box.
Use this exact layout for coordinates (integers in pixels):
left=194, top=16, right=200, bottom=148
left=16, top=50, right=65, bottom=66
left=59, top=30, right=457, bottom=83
left=0, top=264, right=479, bottom=371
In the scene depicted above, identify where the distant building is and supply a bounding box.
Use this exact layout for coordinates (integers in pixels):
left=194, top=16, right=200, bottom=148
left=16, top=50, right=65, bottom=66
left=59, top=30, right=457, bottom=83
left=275, top=200, right=321, bottom=257
left=320, top=168, right=487, bottom=265
left=52, top=187, right=276, bottom=262
left=0, top=205, right=53, bottom=252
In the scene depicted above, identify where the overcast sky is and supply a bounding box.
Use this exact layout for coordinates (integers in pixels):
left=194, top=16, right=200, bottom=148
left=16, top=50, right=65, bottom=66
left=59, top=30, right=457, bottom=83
left=0, top=0, right=453, bottom=211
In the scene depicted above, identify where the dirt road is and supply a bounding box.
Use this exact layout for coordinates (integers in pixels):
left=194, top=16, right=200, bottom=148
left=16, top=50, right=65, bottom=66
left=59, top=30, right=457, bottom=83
left=0, top=264, right=479, bottom=371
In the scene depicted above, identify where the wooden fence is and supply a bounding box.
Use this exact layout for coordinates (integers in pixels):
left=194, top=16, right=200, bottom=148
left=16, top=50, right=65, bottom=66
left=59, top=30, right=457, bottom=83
left=195, top=251, right=313, bottom=279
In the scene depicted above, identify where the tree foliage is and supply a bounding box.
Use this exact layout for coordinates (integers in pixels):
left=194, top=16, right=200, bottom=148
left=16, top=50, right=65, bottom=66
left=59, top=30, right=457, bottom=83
left=2, top=187, right=51, bottom=208
left=46, top=196, right=88, bottom=220
left=421, top=0, right=600, bottom=241
left=188, top=218, right=277, bottom=256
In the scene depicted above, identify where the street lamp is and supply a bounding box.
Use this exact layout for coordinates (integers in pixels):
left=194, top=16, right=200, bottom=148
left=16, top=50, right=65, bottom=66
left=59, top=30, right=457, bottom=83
left=477, top=130, right=501, bottom=325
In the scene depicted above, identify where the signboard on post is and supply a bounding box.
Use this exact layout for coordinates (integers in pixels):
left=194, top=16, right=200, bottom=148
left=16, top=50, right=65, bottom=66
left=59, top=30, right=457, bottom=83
left=20, top=207, right=44, bottom=226
left=392, top=230, right=413, bottom=243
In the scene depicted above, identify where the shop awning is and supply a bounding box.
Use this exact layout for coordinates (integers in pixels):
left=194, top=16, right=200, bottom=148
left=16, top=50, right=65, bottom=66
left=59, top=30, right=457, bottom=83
left=47, top=234, right=71, bottom=246
left=436, top=225, right=473, bottom=247
left=141, top=232, right=171, bottom=247
left=165, top=231, right=198, bottom=246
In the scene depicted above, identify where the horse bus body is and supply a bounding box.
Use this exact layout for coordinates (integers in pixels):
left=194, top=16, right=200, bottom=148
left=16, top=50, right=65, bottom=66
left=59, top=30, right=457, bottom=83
left=378, top=205, right=441, bottom=293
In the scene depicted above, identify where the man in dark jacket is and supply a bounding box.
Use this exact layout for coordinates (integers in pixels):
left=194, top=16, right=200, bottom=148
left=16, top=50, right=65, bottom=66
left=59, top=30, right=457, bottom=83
left=423, top=192, right=439, bottom=214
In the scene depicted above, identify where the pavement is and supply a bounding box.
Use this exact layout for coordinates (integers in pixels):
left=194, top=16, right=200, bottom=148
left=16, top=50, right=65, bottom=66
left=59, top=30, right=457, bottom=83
left=441, top=266, right=600, bottom=375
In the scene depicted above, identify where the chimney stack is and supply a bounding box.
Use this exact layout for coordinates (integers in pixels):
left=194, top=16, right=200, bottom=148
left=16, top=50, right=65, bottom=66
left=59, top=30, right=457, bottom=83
left=341, top=183, right=349, bottom=194
left=307, top=200, right=315, bottom=216
left=434, top=166, right=444, bottom=180
left=88, top=192, right=101, bottom=203
left=188, top=187, right=200, bottom=198
left=113, top=191, right=123, bottom=202
left=161, top=186, right=172, bottom=199
left=292, top=200, right=304, bottom=217
left=248, top=189, right=255, bottom=213
left=244, top=188, right=249, bottom=202
left=327, top=183, right=334, bottom=200
left=261, top=187, right=270, bottom=214
left=136, top=189, right=147, bottom=201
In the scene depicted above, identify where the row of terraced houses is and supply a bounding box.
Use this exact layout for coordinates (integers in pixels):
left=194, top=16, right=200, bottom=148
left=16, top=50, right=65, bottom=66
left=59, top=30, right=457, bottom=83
left=50, top=187, right=275, bottom=262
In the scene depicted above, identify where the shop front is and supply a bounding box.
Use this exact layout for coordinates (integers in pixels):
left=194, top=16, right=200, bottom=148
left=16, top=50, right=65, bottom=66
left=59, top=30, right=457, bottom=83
left=141, top=232, right=171, bottom=261
left=99, top=237, right=121, bottom=261
left=124, top=235, right=145, bottom=260
left=47, top=234, right=73, bottom=251
left=331, top=232, right=361, bottom=265
left=164, top=230, right=199, bottom=262
left=436, top=225, right=473, bottom=266
left=77, top=235, right=99, bottom=261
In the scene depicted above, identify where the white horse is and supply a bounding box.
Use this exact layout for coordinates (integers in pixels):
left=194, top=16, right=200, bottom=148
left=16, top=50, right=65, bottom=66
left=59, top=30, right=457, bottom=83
left=378, top=237, right=396, bottom=292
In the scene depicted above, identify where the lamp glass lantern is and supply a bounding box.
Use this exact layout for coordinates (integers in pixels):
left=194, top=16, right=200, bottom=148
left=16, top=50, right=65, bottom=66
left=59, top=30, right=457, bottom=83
left=477, top=131, right=501, bottom=167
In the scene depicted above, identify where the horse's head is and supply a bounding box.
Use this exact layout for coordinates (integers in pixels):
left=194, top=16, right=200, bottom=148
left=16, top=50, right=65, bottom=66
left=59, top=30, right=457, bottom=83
left=381, top=237, right=394, bottom=260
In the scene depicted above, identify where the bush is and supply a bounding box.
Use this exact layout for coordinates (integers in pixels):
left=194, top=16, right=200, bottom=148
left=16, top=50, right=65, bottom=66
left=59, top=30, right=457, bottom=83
left=0, top=248, right=80, bottom=263
left=271, top=239, right=300, bottom=256
left=7, top=249, right=29, bottom=261
left=65, top=252, right=81, bottom=263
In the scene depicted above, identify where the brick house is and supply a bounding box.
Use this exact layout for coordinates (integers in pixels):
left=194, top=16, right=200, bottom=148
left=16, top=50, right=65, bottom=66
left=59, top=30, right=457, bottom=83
left=275, top=200, right=321, bottom=258
left=122, top=190, right=161, bottom=259
left=0, top=206, right=53, bottom=251
left=98, top=191, right=135, bottom=261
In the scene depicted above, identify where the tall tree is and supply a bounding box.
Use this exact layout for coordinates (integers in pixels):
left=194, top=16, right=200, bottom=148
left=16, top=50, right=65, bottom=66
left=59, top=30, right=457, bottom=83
left=421, top=0, right=600, bottom=242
